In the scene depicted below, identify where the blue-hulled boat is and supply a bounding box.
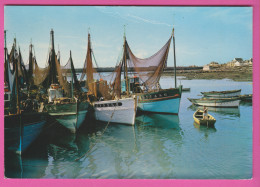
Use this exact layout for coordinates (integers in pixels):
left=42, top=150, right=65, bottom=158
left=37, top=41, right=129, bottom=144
left=4, top=34, right=46, bottom=154
left=137, top=87, right=182, bottom=114
left=121, top=27, right=182, bottom=115
left=4, top=112, right=46, bottom=154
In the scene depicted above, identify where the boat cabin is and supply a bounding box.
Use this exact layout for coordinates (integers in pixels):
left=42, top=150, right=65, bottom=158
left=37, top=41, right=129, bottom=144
left=122, top=76, right=142, bottom=94
left=48, top=84, right=64, bottom=103
left=4, top=85, right=11, bottom=109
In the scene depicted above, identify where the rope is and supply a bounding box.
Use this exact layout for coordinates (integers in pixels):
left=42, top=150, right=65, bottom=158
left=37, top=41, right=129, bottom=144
left=74, top=99, right=118, bottom=161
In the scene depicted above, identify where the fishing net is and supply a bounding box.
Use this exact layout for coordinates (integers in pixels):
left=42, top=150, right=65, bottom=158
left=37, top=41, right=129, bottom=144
left=80, top=33, right=122, bottom=100
left=124, top=36, right=172, bottom=91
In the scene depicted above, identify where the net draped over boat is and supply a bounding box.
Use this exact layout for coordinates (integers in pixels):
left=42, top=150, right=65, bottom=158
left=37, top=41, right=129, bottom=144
left=80, top=33, right=122, bottom=100
left=124, top=36, right=172, bottom=91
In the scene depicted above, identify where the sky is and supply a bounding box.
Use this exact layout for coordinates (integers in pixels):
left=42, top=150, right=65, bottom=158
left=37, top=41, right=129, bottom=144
left=4, top=6, right=252, bottom=68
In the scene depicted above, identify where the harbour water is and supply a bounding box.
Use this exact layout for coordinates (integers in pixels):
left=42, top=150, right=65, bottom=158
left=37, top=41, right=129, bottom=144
left=4, top=77, right=252, bottom=179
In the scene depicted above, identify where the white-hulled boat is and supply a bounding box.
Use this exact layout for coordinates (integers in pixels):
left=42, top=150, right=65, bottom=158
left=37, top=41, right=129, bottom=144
left=93, top=97, right=137, bottom=125
left=201, top=89, right=241, bottom=98
left=82, top=33, right=137, bottom=126
left=188, top=97, right=240, bottom=108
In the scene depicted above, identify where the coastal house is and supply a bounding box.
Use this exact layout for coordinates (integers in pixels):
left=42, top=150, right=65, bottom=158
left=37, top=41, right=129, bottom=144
left=203, top=65, right=211, bottom=71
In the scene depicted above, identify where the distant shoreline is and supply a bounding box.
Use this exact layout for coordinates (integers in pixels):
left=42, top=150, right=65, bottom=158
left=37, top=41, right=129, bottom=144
left=75, top=66, right=252, bottom=82
left=165, top=66, right=253, bottom=82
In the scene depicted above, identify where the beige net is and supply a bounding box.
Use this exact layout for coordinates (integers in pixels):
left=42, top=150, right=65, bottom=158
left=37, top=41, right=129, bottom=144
left=80, top=33, right=122, bottom=101
left=124, top=36, right=172, bottom=91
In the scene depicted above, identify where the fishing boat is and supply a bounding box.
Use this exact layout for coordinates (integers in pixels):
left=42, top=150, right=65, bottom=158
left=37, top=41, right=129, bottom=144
left=193, top=109, right=216, bottom=127
left=135, top=87, right=182, bottom=115
left=93, top=97, right=137, bottom=125
left=33, top=30, right=89, bottom=133
left=122, top=27, right=182, bottom=114
left=44, top=84, right=89, bottom=133
left=4, top=33, right=46, bottom=154
left=81, top=33, right=137, bottom=125
left=201, top=89, right=241, bottom=98
left=188, top=97, right=240, bottom=108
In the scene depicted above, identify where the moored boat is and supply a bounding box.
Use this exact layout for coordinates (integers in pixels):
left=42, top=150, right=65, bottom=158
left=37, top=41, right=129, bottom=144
left=81, top=33, right=137, bottom=125
left=193, top=109, right=216, bottom=127
left=93, top=97, right=137, bottom=125
left=41, top=30, right=89, bottom=133
left=137, top=87, right=182, bottom=114
left=201, top=89, right=241, bottom=98
left=122, top=27, right=182, bottom=115
left=182, top=88, right=191, bottom=92
left=239, top=94, right=252, bottom=102
left=4, top=33, right=46, bottom=154
left=5, top=112, right=46, bottom=154
left=188, top=97, right=240, bottom=108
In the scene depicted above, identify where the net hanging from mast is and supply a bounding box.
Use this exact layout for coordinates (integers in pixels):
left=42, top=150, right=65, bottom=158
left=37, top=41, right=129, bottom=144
left=80, top=33, right=123, bottom=100
left=124, top=36, right=172, bottom=91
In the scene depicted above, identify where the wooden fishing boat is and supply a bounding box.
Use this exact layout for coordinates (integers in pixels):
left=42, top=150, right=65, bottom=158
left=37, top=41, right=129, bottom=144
left=82, top=33, right=137, bottom=125
left=93, top=97, right=137, bottom=125
left=193, top=109, right=216, bottom=127
left=201, top=89, right=241, bottom=98
left=4, top=112, right=46, bottom=154
left=4, top=34, right=46, bottom=154
left=136, top=87, right=182, bottom=115
left=122, top=27, right=182, bottom=115
left=188, top=97, right=240, bottom=108
left=42, top=30, right=89, bottom=133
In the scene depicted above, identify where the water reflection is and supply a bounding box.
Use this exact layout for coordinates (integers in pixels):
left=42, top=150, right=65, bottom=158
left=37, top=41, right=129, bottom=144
left=193, top=122, right=217, bottom=140
left=240, top=101, right=252, bottom=107
left=4, top=152, right=23, bottom=178
left=188, top=105, right=240, bottom=118
left=135, top=113, right=180, bottom=129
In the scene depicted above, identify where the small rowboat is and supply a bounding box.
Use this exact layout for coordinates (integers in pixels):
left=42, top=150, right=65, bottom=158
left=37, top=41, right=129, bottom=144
left=193, top=109, right=216, bottom=127
left=188, top=97, right=240, bottom=108
left=201, top=89, right=241, bottom=98
left=239, top=94, right=252, bottom=102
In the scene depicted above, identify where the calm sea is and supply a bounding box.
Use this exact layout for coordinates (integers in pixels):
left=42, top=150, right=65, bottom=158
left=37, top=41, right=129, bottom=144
left=4, top=76, right=252, bottom=179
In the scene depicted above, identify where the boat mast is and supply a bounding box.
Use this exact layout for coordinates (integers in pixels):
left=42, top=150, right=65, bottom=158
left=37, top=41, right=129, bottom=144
left=50, top=29, right=56, bottom=84
left=4, top=30, right=7, bottom=85
left=70, top=50, right=74, bottom=99
left=123, top=25, right=129, bottom=96
left=15, top=47, right=20, bottom=114
left=172, top=27, right=177, bottom=88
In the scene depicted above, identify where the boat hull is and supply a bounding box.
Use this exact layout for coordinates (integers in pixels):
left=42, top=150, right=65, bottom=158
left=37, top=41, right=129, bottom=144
left=137, top=88, right=182, bottom=114
left=188, top=98, right=240, bottom=108
left=201, top=89, right=241, bottom=98
left=45, top=101, right=89, bottom=133
left=93, top=98, right=137, bottom=125
left=4, top=112, right=46, bottom=154
left=193, top=110, right=216, bottom=127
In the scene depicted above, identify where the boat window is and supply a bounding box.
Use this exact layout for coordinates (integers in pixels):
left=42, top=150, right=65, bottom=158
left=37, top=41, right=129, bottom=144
left=164, top=93, right=167, bottom=96
left=109, top=103, right=112, bottom=107
left=154, top=95, right=157, bottom=98
left=118, top=102, right=122, bottom=106
left=159, top=94, right=162, bottom=97
left=4, top=94, right=8, bottom=100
